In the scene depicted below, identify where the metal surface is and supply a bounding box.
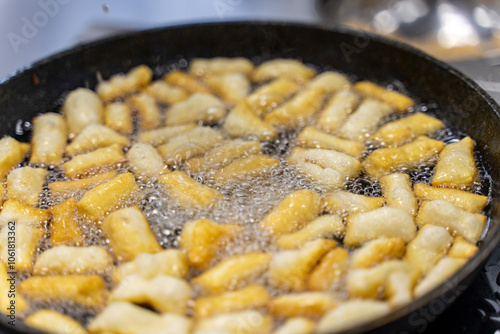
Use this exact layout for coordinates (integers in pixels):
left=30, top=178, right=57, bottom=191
left=0, top=22, right=499, bottom=334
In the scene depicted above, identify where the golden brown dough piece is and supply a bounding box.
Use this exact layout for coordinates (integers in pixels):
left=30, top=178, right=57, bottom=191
left=159, top=171, right=223, bottom=209
left=432, top=136, right=477, bottom=189
left=62, top=88, right=104, bottom=135
left=362, top=136, right=444, bottom=177
left=193, top=284, right=271, bottom=318
left=179, top=219, right=242, bottom=269
left=96, top=64, right=153, bottom=101
left=413, top=183, right=488, bottom=214
left=76, top=172, right=139, bottom=222
left=102, top=205, right=162, bottom=261
left=354, top=81, right=415, bottom=111
left=252, top=58, right=316, bottom=83
left=260, top=189, right=322, bottom=235
left=30, top=113, right=67, bottom=166
left=0, top=136, right=30, bottom=181
left=416, top=200, right=486, bottom=243
left=264, top=88, right=326, bottom=129
left=371, top=112, right=444, bottom=146
left=19, top=275, right=108, bottom=307
left=192, top=252, right=271, bottom=295
left=297, top=126, right=365, bottom=159
left=344, top=207, right=416, bottom=246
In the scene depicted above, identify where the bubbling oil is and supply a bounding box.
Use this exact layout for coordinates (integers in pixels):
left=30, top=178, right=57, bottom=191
left=12, top=70, right=493, bottom=329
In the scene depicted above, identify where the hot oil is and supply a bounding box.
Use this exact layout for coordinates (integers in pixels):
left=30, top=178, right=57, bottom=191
left=10, top=67, right=494, bottom=328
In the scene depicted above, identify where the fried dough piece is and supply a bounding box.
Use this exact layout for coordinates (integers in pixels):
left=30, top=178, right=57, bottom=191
left=159, top=171, right=223, bottom=208
left=62, top=144, right=125, bottom=178
left=193, top=284, right=271, bottom=318
left=245, top=78, right=300, bottom=116
left=448, top=236, right=478, bottom=259
left=276, top=214, right=344, bottom=249
left=65, top=124, right=130, bottom=156
left=346, top=260, right=414, bottom=298
left=288, top=148, right=361, bottom=190
left=252, top=58, right=316, bottom=83
left=380, top=173, right=418, bottom=216
left=362, top=136, right=444, bottom=177
left=0, top=224, right=44, bottom=272
left=416, top=200, right=486, bottom=243
left=25, top=310, right=87, bottom=334
left=268, top=239, right=336, bottom=291
left=344, top=207, right=416, bottom=246
left=19, top=275, right=107, bottom=307
left=322, top=190, right=384, bottom=216
left=213, top=155, right=280, bottom=185
left=62, top=88, right=104, bottom=135
left=112, top=249, right=188, bottom=282
left=33, top=245, right=113, bottom=275
left=223, top=101, right=278, bottom=141
left=260, top=189, right=322, bottom=235
left=351, top=238, right=406, bottom=269
left=88, top=302, right=192, bottom=334
left=158, top=126, right=224, bottom=165
left=316, top=90, right=361, bottom=133
left=194, top=310, right=272, bottom=334
left=371, top=112, right=443, bottom=146
left=274, top=317, right=316, bottom=334
left=206, top=72, right=250, bottom=104
left=30, top=112, right=67, bottom=165
left=0, top=198, right=50, bottom=228
left=413, top=183, right=488, bottom=214
left=271, top=292, right=337, bottom=318
left=104, top=102, right=134, bottom=134
left=354, top=81, right=415, bottom=111
left=190, top=57, right=254, bottom=76
left=317, top=300, right=391, bottom=334
left=264, top=88, right=326, bottom=129
left=307, top=248, right=349, bottom=291
left=164, top=70, right=211, bottom=94
left=0, top=263, right=29, bottom=315
left=126, top=142, right=168, bottom=178
left=48, top=171, right=118, bottom=199
left=165, top=93, right=226, bottom=126
left=297, top=126, right=364, bottom=159
left=102, top=205, right=162, bottom=261
left=49, top=198, right=84, bottom=246
left=76, top=172, right=139, bottom=222
left=138, top=123, right=198, bottom=146
left=144, top=80, right=190, bottom=105
left=432, top=136, right=477, bottom=188
left=192, top=252, right=271, bottom=295
left=404, top=224, right=453, bottom=274
left=307, top=71, right=351, bottom=93
left=186, top=140, right=261, bottom=173
left=109, top=275, right=192, bottom=314
left=0, top=136, right=30, bottom=181
left=6, top=166, right=47, bottom=206
left=129, top=92, right=162, bottom=130
left=179, top=219, right=242, bottom=270
left=96, top=64, right=153, bottom=101
left=336, top=99, right=392, bottom=141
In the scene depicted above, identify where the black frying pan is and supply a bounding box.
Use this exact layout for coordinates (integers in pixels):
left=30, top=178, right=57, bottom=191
left=0, top=22, right=499, bottom=334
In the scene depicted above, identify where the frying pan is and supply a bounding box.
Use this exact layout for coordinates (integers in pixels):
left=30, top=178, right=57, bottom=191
left=0, top=22, right=499, bottom=334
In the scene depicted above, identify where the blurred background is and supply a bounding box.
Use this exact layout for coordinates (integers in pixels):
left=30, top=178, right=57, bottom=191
left=0, top=0, right=499, bottom=101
